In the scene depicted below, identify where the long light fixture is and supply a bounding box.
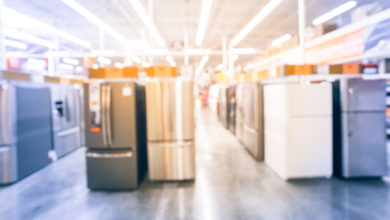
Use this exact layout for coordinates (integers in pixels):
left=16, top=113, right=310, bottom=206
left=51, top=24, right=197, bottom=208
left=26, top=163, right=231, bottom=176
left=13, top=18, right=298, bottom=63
left=231, top=0, right=282, bottom=46
left=271, top=34, right=292, bottom=47
left=4, top=39, right=28, bottom=50
left=4, top=28, right=57, bottom=48
left=114, top=62, right=124, bottom=69
left=196, top=0, right=213, bottom=46
left=127, top=0, right=165, bottom=47
left=313, top=1, right=357, bottom=26
left=195, top=55, right=209, bottom=76
left=3, top=7, right=91, bottom=48
left=62, top=58, right=80, bottom=65
left=62, top=0, right=148, bottom=49
left=166, top=56, right=176, bottom=67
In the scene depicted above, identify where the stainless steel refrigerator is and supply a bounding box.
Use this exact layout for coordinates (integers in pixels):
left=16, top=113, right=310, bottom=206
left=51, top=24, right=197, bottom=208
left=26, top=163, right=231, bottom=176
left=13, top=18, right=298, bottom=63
left=242, top=82, right=264, bottom=161
left=333, top=78, right=387, bottom=178
left=50, top=84, right=83, bottom=159
left=218, top=86, right=229, bottom=128
left=235, top=84, right=245, bottom=143
left=145, top=78, right=195, bottom=181
left=227, top=85, right=236, bottom=134
left=0, top=82, right=52, bottom=184
left=84, top=80, right=147, bottom=190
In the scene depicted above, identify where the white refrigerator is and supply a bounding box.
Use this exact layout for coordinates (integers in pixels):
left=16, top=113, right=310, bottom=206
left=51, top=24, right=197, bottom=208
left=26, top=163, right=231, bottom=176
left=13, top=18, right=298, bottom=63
left=263, top=83, right=333, bottom=180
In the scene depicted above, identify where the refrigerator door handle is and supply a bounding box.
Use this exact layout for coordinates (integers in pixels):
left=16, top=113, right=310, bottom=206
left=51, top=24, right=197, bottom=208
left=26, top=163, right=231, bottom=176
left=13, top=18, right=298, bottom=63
left=101, top=84, right=108, bottom=147
left=106, top=85, right=113, bottom=147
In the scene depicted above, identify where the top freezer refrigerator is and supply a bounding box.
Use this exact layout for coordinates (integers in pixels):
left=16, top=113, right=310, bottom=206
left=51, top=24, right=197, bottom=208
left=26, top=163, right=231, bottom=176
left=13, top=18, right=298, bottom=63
left=145, top=78, right=195, bottom=181
left=84, top=81, right=147, bottom=190
left=333, top=78, right=387, bottom=178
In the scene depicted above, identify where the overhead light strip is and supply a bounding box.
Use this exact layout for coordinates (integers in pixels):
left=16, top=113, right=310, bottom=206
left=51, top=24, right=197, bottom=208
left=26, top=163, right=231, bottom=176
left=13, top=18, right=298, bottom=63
left=271, top=34, right=292, bottom=47
left=312, top=1, right=357, bottom=26
left=127, top=0, right=165, bottom=47
left=196, top=0, right=213, bottom=46
left=4, top=28, right=57, bottom=48
left=195, top=55, right=209, bottom=76
left=4, top=39, right=28, bottom=50
left=62, top=0, right=148, bottom=49
left=231, top=0, right=282, bottom=46
left=3, top=7, right=91, bottom=48
left=166, top=55, right=176, bottom=67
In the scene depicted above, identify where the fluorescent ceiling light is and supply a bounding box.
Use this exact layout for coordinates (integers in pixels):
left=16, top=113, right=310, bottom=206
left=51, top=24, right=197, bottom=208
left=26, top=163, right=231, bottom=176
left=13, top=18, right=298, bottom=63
left=216, top=64, right=223, bottom=71
left=98, top=57, right=111, bottom=65
left=271, top=34, right=292, bottom=47
left=4, top=39, right=28, bottom=50
left=3, top=7, right=91, bottom=48
left=195, top=55, right=209, bottom=76
left=132, top=57, right=142, bottom=64
left=92, top=64, right=99, bottom=69
left=231, top=0, right=282, bottom=46
left=114, top=62, right=124, bottom=69
left=142, top=62, right=151, bottom=68
left=231, top=55, right=239, bottom=62
left=127, top=0, right=165, bottom=47
left=233, top=48, right=256, bottom=54
left=62, top=58, right=80, bottom=65
left=196, top=0, right=213, bottom=46
left=4, top=28, right=57, bottom=48
left=75, top=66, right=83, bottom=73
left=313, top=1, right=357, bottom=26
left=166, top=56, right=176, bottom=67
left=62, top=0, right=148, bottom=49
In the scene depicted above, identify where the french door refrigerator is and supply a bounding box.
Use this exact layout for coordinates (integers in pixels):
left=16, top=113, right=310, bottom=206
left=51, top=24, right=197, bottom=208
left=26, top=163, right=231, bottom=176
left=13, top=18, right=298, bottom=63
left=84, top=80, right=147, bottom=190
left=333, top=78, right=387, bottom=178
left=0, top=82, right=52, bottom=184
left=235, top=84, right=245, bottom=143
left=145, top=78, right=195, bottom=181
left=242, top=82, right=264, bottom=161
left=50, top=84, right=83, bottom=159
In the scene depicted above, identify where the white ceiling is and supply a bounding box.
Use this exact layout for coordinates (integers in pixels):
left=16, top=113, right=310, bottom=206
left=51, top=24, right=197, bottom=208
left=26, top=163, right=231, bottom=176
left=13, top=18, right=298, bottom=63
left=3, top=0, right=390, bottom=68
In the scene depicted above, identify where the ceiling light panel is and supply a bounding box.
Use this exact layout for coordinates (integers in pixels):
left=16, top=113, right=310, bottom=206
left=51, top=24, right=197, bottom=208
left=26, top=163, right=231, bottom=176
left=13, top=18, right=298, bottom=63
left=196, top=0, right=213, bottom=46
left=231, top=0, right=283, bottom=46
left=312, top=1, right=357, bottom=26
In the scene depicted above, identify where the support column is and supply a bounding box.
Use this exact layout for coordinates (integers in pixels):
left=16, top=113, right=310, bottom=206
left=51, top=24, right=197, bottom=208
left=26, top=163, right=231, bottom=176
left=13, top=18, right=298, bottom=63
left=298, top=0, right=306, bottom=64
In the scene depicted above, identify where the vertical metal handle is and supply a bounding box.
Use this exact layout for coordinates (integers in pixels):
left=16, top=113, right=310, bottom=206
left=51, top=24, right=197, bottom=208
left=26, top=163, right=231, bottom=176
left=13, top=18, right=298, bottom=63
left=106, top=85, right=113, bottom=147
left=101, top=84, right=108, bottom=147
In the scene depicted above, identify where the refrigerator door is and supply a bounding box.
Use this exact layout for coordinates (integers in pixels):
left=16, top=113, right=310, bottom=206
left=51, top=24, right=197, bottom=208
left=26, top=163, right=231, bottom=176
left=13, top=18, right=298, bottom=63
left=235, top=84, right=244, bottom=142
left=107, top=82, right=137, bottom=149
left=86, top=149, right=138, bottom=190
left=16, top=86, right=52, bottom=179
left=0, top=144, right=18, bottom=184
left=148, top=141, right=195, bottom=181
left=0, top=84, right=16, bottom=146
left=340, top=78, right=386, bottom=112
left=243, top=82, right=264, bottom=160
left=84, top=83, right=108, bottom=149
left=342, top=112, right=387, bottom=177
left=146, top=79, right=194, bottom=142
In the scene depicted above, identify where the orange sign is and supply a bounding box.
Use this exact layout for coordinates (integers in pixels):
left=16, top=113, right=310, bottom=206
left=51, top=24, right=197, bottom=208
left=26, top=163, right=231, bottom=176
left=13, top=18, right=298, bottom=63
left=305, top=30, right=364, bottom=64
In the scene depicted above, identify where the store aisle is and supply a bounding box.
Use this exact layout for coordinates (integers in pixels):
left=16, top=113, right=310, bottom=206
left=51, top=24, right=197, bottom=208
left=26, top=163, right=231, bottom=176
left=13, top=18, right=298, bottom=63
left=1, top=107, right=390, bottom=220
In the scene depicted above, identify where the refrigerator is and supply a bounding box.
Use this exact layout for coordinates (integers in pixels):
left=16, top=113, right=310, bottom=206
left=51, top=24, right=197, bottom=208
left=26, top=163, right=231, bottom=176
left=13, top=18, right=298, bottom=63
left=242, top=82, right=264, bottom=161
left=145, top=78, right=195, bottom=181
left=218, top=86, right=229, bottom=128
left=84, top=80, right=147, bottom=190
left=227, top=85, right=236, bottom=134
left=333, top=78, right=387, bottom=178
left=0, top=82, right=52, bottom=184
left=235, top=84, right=245, bottom=143
left=264, top=83, right=333, bottom=180
left=50, top=84, right=83, bottom=159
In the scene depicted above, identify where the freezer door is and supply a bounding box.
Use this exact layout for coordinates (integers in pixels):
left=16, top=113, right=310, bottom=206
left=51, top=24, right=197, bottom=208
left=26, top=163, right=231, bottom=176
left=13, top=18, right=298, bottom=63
left=340, top=78, right=386, bottom=112
left=342, top=112, right=387, bottom=177
left=146, top=79, right=194, bottom=142
left=108, top=82, right=137, bottom=149
left=0, top=84, right=16, bottom=146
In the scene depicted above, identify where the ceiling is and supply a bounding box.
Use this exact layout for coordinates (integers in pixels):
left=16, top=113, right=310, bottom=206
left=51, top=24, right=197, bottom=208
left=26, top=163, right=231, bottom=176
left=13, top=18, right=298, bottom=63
left=3, top=0, right=390, bottom=69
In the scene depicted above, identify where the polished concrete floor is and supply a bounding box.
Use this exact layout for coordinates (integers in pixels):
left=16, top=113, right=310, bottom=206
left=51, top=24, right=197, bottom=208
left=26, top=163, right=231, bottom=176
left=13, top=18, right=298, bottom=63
left=1, top=107, right=390, bottom=220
